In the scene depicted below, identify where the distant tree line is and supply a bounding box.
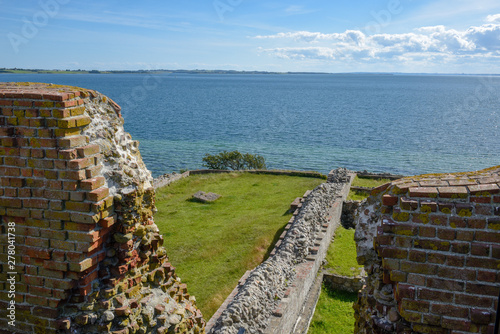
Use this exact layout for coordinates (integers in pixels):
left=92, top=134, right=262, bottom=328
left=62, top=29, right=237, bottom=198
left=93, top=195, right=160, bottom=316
left=202, top=151, right=266, bottom=170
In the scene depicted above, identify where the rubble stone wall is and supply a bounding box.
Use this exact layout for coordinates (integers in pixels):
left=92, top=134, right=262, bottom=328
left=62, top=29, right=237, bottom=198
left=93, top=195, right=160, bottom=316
left=0, top=83, right=205, bottom=334
left=354, top=166, right=500, bottom=334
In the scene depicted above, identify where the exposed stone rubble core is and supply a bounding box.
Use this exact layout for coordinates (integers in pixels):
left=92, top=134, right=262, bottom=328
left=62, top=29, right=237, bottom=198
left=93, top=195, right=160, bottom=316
left=208, top=168, right=350, bottom=334
left=0, top=83, right=205, bottom=334
left=354, top=166, right=500, bottom=334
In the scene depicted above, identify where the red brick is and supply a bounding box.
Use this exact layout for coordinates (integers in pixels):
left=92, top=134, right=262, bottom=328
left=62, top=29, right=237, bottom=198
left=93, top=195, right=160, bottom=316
left=409, top=250, right=426, bottom=262
left=446, top=254, right=465, bottom=267
left=409, top=187, right=438, bottom=198
left=431, top=304, right=468, bottom=318
left=471, top=243, right=490, bottom=256
left=475, top=204, right=494, bottom=216
left=407, top=273, right=426, bottom=286
left=421, top=201, right=438, bottom=212
left=390, top=270, right=407, bottom=282
left=430, top=214, right=448, bottom=226
left=414, top=239, right=450, bottom=251
left=371, top=182, right=391, bottom=195
left=58, top=149, right=77, bottom=160
left=402, top=299, right=430, bottom=312
left=488, top=217, right=500, bottom=230
left=477, top=271, right=496, bottom=282
left=466, top=283, right=499, bottom=296
left=49, top=239, right=75, bottom=251
left=65, top=201, right=90, bottom=212
left=70, top=212, right=100, bottom=225
left=85, top=165, right=102, bottom=178
left=88, top=187, right=109, bottom=202
left=419, top=288, right=453, bottom=303
left=475, top=231, right=500, bottom=243
left=456, top=203, right=473, bottom=217
left=455, top=293, right=494, bottom=308
left=438, top=267, right=476, bottom=281
left=76, top=144, right=100, bottom=157
left=59, top=170, right=86, bottom=181
left=469, top=184, right=500, bottom=195
left=437, top=228, right=455, bottom=240
left=400, top=197, right=418, bottom=211
left=451, top=242, right=470, bottom=254
left=437, top=186, right=468, bottom=198
left=80, top=176, right=106, bottom=191
left=43, top=260, right=68, bottom=272
left=401, top=261, right=437, bottom=275
left=60, top=181, right=78, bottom=192
left=400, top=310, right=422, bottom=323
left=441, top=318, right=470, bottom=331
left=58, top=135, right=88, bottom=148
left=421, top=314, right=442, bottom=327
left=469, top=218, right=487, bottom=229
left=471, top=309, right=492, bottom=325
left=26, top=294, right=48, bottom=306
left=24, top=275, right=44, bottom=286
left=493, top=245, right=500, bottom=259
left=428, top=277, right=465, bottom=291
left=0, top=197, right=22, bottom=208
left=23, top=198, right=49, bottom=209
left=420, top=226, right=436, bottom=238
left=418, top=179, right=449, bottom=186
left=32, top=306, right=59, bottom=318
left=26, top=236, right=49, bottom=248
left=466, top=257, right=500, bottom=270
left=376, top=235, right=393, bottom=247
left=380, top=247, right=408, bottom=259
left=25, top=247, right=51, bottom=260
left=44, top=190, right=70, bottom=201
left=68, top=157, right=93, bottom=170
left=70, top=191, right=86, bottom=202
left=44, top=278, right=75, bottom=290
left=383, top=194, right=398, bottom=206
left=98, top=216, right=115, bottom=228
left=471, top=196, right=492, bottom=204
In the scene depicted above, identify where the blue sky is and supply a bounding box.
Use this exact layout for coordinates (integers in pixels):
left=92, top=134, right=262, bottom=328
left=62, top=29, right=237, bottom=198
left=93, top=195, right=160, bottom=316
left=1, top=0, right=500, bottom=73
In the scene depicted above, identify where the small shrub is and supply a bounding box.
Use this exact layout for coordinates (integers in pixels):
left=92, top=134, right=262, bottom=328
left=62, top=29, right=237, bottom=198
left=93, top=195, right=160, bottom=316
left=202, top=150, right=266, bottom=170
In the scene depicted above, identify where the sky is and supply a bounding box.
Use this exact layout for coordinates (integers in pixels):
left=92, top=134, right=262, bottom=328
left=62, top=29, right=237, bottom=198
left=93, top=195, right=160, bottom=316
left=1, top=0, right=500, bottom=73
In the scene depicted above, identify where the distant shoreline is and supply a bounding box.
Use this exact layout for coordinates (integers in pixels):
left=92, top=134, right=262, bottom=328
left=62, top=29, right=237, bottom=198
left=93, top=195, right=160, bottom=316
left=1, top=68, right=499, bottom=76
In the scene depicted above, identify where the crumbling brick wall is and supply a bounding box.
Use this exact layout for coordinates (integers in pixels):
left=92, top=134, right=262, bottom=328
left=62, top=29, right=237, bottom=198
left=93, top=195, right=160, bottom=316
left=354, top=166, right=500, bottom=334
left=0, top=82, right=205, bottom=333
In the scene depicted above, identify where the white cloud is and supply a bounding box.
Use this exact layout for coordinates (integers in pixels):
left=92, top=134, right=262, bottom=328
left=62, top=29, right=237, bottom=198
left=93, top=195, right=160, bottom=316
left=254, top=21, right=500, bottom=67
left=485, top=13, right=500, bottom=23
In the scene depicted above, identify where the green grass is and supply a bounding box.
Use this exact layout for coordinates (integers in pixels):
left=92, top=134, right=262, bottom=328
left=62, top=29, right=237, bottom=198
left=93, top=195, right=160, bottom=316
left=154, top=172, right=324, bottom=319
left=347, top=176, right=392, bottom=201
left=308, top=284, right=358, bottom=334
left=351, top=175, right=391, bottom=188
left=325, top=226, right=363, bottom=277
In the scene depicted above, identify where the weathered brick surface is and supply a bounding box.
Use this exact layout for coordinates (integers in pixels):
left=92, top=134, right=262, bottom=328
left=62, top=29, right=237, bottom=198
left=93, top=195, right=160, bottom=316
left=354, top=166, right=500, bottom=334
left=0, top=83, right=205, bottom=334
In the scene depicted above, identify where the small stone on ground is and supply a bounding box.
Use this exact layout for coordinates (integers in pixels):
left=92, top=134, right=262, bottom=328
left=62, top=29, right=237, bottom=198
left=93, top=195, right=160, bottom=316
left=193, top=191, right=221, bottom=203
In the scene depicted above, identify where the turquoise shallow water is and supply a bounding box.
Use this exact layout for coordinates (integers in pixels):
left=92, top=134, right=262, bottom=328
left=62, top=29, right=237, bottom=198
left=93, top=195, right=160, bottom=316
left=1, top=73, right=499, bottom=177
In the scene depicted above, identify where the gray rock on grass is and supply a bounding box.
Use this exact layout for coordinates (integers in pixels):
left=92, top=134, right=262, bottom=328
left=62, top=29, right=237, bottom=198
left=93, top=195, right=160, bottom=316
left=193, top=191, right=221, bottom=203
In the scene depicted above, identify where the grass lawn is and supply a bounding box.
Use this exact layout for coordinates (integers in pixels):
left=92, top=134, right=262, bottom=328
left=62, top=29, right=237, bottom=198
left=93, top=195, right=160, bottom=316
left=325, top=226, right=363, bottom=277
left=154, top=172, right=324, bottom=319
left=308, top=284, right=358, bottom=334
left=348, top=175, right=392, bottom=201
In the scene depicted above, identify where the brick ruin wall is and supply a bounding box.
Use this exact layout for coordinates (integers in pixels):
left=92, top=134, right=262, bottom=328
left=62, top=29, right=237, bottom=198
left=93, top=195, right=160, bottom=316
left=0, top=83, right=205, bottom=334
left=354, top=166, right=500, bottom=334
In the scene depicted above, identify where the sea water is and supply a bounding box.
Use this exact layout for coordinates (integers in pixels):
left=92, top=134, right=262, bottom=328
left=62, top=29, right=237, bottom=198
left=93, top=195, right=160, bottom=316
left=1, top=73, right=499, bottom=177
